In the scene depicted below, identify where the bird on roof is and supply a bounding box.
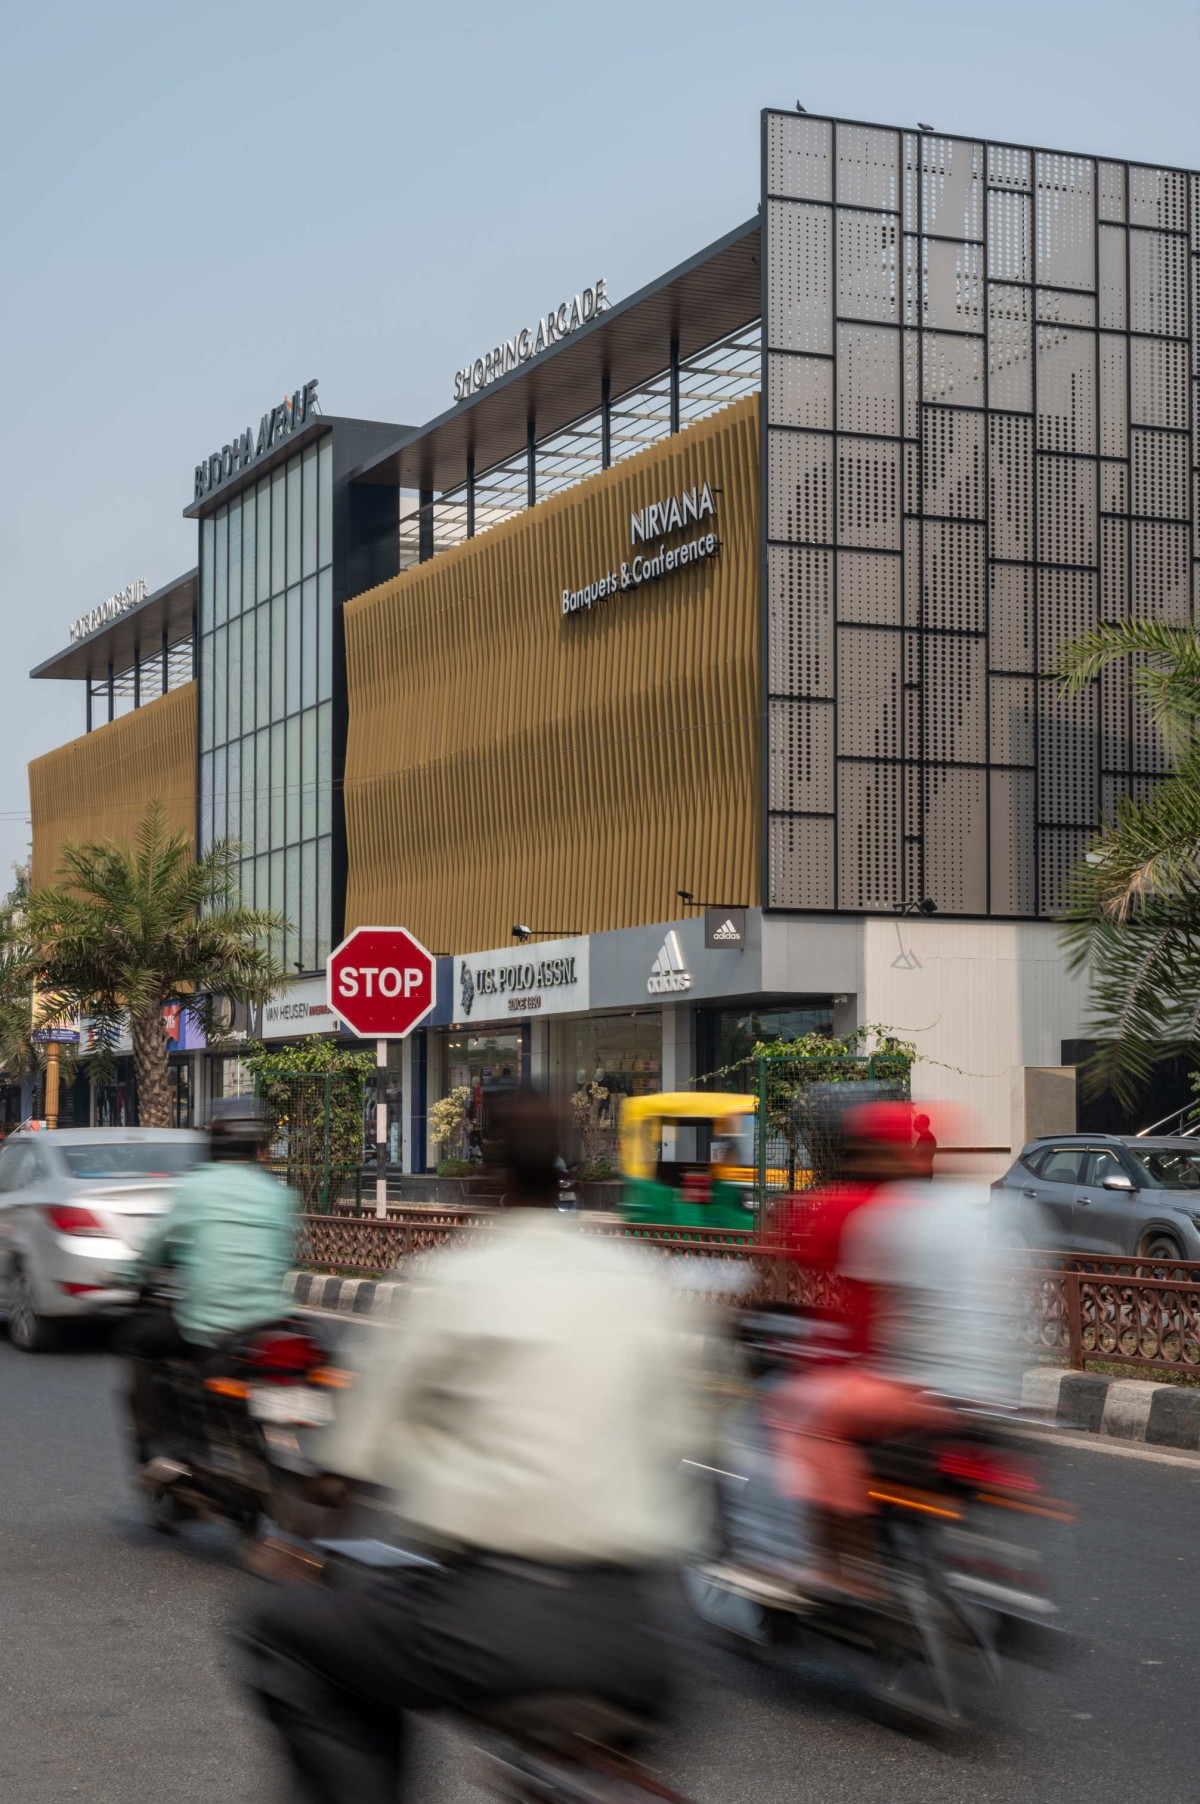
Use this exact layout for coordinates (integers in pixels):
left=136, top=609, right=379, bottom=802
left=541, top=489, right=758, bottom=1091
left=918, top=122, right=935, bottom=133
left=795, top=101, right=807, bottom=113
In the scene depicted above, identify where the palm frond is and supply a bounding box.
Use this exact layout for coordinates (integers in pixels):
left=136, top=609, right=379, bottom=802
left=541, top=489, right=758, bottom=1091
left=27, top=802, right=292, bottom=1102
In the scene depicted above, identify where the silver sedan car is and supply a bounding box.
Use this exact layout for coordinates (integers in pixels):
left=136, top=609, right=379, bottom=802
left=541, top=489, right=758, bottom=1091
left=0, top=1128, right=206, bottom=1351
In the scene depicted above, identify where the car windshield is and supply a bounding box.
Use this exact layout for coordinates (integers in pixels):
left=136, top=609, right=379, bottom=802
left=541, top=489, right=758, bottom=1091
left=59, top=1141, right=204, bottom=1180
left=1131, top=1147, right=1200, bottom=1190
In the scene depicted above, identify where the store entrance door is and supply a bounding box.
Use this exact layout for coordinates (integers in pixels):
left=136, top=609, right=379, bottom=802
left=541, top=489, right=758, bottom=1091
left=445, top=1027, right=527, bottom=1155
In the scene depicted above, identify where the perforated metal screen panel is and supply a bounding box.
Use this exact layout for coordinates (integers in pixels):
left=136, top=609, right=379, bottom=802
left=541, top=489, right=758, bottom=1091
left=763, top=110, right=1200, bottom=918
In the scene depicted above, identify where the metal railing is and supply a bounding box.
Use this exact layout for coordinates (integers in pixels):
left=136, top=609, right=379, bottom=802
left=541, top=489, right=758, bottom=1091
left=295, top=1217, right=1200, bottom=1378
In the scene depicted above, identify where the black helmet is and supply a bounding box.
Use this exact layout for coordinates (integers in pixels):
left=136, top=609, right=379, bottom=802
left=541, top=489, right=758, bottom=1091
left=208, top=1095, right=270, bottom=1158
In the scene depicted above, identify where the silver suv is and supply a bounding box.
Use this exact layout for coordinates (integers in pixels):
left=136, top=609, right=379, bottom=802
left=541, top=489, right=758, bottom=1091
left=991, top=1134, right=1200, bottom=1260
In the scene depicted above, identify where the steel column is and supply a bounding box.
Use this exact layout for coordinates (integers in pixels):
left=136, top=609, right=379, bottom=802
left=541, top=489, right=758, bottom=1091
left=418, top=487, right=434, bottom=563
left=601, top=374, right=612, bottom=468
left=526, top=420, right=536, bottom=508
left=466, top=451, right=476, bottom=539
left=669, top=335, right=681, bottom=434
left=107, top=660, right=114, bottom=723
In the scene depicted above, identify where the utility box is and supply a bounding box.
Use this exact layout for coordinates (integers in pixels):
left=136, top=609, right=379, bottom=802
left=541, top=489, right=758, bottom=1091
left=1011, top=1066, right=1077, bottom=1152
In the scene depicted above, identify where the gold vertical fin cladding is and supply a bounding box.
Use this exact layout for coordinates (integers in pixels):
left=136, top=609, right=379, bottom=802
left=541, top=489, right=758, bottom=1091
left=344, top=394, right=761, bottom=950
left=29, top=683, right=198, bottom=889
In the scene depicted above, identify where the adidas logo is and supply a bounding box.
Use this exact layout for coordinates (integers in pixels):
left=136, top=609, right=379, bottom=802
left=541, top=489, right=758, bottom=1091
left=711, top=917, right=742, bottom=943
left=648, top=930, right=692, bottom=994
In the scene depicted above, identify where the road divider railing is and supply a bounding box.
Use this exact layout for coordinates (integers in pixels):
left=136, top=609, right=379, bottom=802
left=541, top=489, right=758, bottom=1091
left=294, top=1215, right=1200, bottom=1379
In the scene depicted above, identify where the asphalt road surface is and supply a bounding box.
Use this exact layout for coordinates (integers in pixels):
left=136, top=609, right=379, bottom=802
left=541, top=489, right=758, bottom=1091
left=2, top=1333, right=1196, bottom=1804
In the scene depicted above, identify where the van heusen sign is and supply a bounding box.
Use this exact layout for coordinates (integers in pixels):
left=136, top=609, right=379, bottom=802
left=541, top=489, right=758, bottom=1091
left=262, top=975, right=345, bottom=1040
left=193, top=378, right=319, bottom=503
left=70, top=578, right=147, bottom=643
left=453, top=937, right=590, bottom=1023
left=453, top=281, right=610, bottom=402
left=561, top=481, right=718, bottom=618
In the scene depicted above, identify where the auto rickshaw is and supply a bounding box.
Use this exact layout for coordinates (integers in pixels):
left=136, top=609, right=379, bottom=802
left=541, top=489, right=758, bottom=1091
left=619, top=1092, right=763, bottom=1229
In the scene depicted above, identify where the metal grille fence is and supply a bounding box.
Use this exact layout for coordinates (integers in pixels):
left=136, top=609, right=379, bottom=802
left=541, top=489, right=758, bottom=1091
left=295, top=1215, right=1200, bottom=1378
left=257, top=1068, right=370, bottom=1215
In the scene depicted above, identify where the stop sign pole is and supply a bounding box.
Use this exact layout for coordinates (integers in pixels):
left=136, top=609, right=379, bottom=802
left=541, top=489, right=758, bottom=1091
left=326, top=926, right=437, bottom=1219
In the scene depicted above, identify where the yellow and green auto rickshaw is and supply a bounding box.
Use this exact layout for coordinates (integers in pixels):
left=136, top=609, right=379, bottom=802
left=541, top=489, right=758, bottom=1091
left=619, top=1092, right=766, bottom=1230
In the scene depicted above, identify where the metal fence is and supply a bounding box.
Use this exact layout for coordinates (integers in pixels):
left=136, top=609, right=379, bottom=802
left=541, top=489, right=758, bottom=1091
left=257, top=1068, right=370, bottom=1215
left=753, top=1052, right=912, bottom=1207
left=295, top=1216, right=1200, bottom=1379
left=1010, top=1252, right=1200, bottom=1374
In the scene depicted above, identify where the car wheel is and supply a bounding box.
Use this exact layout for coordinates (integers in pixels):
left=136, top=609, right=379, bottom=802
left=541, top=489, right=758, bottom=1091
left=6, top=1269, right=58, bottom=1353
left=1139, top=1233, right=1183, bottom=1266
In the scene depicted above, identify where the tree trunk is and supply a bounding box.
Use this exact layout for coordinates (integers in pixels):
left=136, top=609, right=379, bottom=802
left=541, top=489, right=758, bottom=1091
left=130, top=1003, right=171, bottom=1128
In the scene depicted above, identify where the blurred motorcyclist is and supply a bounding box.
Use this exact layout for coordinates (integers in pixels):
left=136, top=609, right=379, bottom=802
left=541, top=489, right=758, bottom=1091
left=237, top=1090, right=699, bottom=1804
left=771, top=1102, right=1003, bottom=1596
left=115, top=1096, right=295, bottom=1456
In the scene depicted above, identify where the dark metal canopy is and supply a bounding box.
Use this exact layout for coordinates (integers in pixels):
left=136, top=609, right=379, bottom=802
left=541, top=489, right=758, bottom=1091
left=31, top=569, right=197, bottom=682
left=347, top=216, right=762, bottom=495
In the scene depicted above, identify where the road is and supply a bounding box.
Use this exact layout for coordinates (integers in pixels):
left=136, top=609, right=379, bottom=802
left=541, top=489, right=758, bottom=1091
left=2, top=1335, right=1196, bottom=1803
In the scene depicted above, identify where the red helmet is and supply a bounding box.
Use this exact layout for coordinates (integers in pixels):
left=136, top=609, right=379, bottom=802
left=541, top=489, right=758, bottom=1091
left=842, top=1100, right=915, bottom=1146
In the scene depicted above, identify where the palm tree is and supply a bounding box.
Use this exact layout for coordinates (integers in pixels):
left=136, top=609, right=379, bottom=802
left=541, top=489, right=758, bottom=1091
left=1056, top=619, right=1200, bottom=1104
left=28, top=803, right=288, bottom=1128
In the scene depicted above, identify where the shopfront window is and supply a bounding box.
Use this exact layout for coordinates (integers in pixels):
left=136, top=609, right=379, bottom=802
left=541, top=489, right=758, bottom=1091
left=564, top=1013, right=661, bottom=1100
left=443, top=1029, right=526, bottom=1151
left=556, top=1013, right=661, bottom=1162
left=213, top=1056, right=256, bottom=1101
left=709, top=1005, right=834, bottom=1091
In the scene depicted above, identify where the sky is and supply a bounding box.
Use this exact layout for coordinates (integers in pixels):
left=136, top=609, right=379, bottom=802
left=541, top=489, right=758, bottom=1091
left=1, top=0, right=1196, bottom=879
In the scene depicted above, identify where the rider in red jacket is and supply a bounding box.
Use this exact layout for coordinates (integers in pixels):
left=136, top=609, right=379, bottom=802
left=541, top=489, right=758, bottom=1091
left=770, top=1101, right=946, bottom=1597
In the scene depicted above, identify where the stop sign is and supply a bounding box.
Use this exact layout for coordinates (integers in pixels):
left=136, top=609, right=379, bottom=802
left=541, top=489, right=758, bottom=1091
left=326, top=925, right=436, bottom=1039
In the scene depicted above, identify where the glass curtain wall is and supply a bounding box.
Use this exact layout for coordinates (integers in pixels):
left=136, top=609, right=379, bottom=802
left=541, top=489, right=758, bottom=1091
left=197, top=438, right=334, bottom=972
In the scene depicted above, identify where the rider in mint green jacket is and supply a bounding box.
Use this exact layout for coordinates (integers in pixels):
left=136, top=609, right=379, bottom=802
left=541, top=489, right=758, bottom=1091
left=119, top=1098, right=296, bottom=1452
left=130, top=1147, right=295, bottom=1345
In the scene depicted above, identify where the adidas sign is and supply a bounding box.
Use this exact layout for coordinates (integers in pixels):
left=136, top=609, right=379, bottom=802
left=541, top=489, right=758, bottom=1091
left=648, top=930, right=692, bottom=995
left=710, top=917, right=742, bottom=944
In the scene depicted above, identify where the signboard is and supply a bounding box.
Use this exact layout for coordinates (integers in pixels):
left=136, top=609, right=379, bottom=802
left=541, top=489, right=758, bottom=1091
left=454, top=281, right=609, bottom=401
left=704, top=907, right=746, bottom=950
left=327, top=926, right=436, bottom=1040
left=70, top=579, right=147, bottom=644
left=193, top=378, right=319, bottom=504
left=561, top=480, right=719, bottom=619
left=261, top=977, right=343, bottom=1041
left=647, top=930, right=691, bottom=995
left=31, top=1028, right=80, bottom=1045
left=453, top=936, right=589, bottom=1024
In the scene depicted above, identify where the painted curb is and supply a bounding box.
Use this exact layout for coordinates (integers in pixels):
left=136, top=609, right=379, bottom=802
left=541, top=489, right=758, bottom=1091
left=1021, top=1366, right=1200, bottom=1451
left=285, top=1269, right=404, bottom=1322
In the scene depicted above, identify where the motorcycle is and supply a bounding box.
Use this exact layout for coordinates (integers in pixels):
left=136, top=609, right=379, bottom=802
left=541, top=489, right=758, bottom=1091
left=126, top=1287, right=345, bottom=1541
left=254, top=1532, right=693, bottom=1803
left=684, top=1306, right=1071, bottom=1729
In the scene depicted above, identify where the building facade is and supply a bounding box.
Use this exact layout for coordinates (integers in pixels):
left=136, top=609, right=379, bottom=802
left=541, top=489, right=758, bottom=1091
left=762, top=114, right=1196, bottom=919
left=27, top=112, right=1200, bottom=1160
